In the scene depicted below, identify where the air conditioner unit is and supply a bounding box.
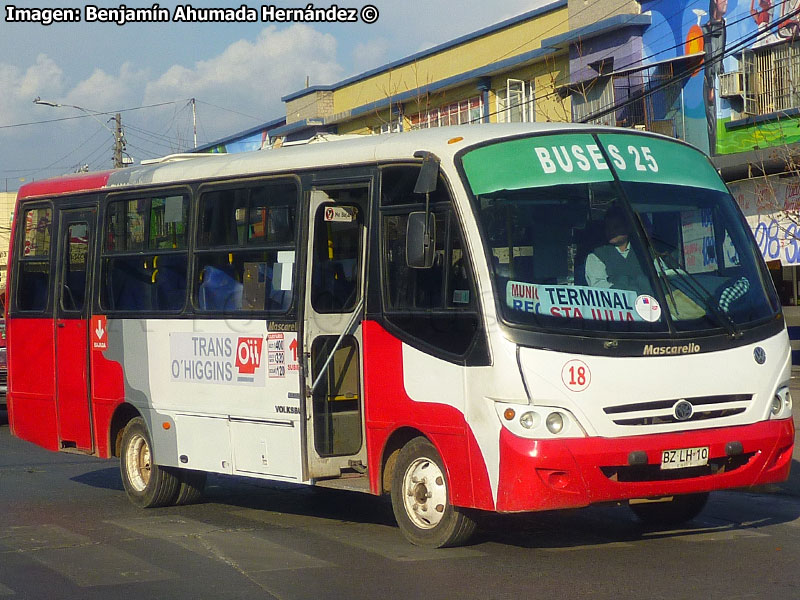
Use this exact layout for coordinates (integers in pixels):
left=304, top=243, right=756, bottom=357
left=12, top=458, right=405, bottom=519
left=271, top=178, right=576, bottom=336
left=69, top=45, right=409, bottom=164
left=720, top=71, right=745, bottom=98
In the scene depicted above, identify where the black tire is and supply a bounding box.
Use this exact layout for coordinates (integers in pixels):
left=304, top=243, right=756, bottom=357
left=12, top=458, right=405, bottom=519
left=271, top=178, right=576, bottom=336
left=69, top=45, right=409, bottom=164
left=173, top=469, right=207, bottom=505
left=629, top=492, right=709, bottom=527
left=390, top=437, right=477, bottom=548
left=119, top=417, right=180, bottom=508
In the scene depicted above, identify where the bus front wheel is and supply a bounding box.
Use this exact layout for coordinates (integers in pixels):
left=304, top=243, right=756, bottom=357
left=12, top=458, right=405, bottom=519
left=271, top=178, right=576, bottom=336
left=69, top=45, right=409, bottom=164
left=629, top=492, right=709, bottom=527
left=390, top=437, right=476, bottom=548
left=174, top=469, right=206, bottom=505
left=120, top=417, right=180, bottom=508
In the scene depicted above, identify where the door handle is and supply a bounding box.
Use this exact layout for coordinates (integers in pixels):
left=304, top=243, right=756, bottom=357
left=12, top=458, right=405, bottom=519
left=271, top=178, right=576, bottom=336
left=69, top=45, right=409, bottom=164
left=57, top=322, right=65, bottom=328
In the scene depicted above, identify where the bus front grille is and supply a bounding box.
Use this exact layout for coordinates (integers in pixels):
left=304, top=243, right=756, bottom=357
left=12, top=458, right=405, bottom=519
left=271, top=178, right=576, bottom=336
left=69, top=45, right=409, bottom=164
left=602, top=394, right=753, bottom=427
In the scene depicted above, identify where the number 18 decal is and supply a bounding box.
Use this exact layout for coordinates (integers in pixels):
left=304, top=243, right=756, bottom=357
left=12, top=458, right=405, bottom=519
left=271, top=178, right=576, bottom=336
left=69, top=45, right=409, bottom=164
left=561, top=359, right=591, bottom=392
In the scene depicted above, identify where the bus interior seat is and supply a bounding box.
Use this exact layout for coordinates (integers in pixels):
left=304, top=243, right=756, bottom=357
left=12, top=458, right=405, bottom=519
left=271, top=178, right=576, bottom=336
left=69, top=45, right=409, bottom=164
left=198, top=265, right=242, bottom=311
left=113, top=261, right=151, bottom=311
left=314, top=260, right=353, bottom=310
left=154, top=255, right=186, bottom=311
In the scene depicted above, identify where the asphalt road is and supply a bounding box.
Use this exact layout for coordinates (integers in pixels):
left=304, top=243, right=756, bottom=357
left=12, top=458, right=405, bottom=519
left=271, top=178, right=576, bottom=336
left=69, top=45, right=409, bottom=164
left=1, top=403, right=800, bottom=600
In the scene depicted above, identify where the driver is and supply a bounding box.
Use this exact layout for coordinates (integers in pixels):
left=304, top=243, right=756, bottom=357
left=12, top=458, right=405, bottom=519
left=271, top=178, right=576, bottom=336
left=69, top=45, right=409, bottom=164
left=585, top=208, right=649, bottom=292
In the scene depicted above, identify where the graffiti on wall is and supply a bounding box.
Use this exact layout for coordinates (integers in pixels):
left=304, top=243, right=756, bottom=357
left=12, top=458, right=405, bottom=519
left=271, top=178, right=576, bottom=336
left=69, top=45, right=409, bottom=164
left=641, top=0, right=800, bottom=155
left=730, top=175, right=800, bottom=263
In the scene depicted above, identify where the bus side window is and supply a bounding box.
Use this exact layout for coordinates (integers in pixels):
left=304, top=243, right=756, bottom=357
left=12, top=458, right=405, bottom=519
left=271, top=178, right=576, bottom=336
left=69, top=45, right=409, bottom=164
left=194, top=179, right=298, bottom=314
left=100, top=195, right=189, bottom=313
left=380, top=166, right=479, bottom=358
left=17, top=206, right=53, bottom=312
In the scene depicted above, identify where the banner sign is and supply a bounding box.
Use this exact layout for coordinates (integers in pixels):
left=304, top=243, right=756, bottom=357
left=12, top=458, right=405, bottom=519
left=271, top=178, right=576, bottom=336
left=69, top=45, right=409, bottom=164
left=506, top=281, right=662, bottom=323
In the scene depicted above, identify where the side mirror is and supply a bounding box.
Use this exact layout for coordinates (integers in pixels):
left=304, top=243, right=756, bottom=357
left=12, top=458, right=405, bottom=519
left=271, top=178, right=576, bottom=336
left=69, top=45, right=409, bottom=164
left=406, top=211, right=436, bottom=269
left=413, top=152, right=440, bottom=195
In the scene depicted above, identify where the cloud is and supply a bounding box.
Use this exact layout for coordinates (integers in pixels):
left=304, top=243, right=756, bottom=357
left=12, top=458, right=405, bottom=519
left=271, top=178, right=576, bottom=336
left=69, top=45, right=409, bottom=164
left=0, top=54, right=66, bottom=125
left=351, top=38, right=390, bottom=73
left=143, top=24, right=344, bottom=134
left=64, top=63, right=149, bottom=111
left=0, top=23, right=347, bottom=174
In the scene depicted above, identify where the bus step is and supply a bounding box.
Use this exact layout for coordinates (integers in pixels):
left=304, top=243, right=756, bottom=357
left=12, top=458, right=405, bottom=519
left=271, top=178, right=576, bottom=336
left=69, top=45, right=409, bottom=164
left=313, top=475, right=371, bottom=494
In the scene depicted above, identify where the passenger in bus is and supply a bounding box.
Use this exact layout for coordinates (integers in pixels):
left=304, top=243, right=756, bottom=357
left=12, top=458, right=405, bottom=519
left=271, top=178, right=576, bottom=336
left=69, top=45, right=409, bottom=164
left=584, top=209, right=649, bottom=293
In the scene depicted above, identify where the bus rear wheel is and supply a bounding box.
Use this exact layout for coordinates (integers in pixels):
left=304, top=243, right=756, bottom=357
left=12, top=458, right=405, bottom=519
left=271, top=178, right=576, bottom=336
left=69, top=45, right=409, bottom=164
left=390, top=437, right=476, bottom=548
left=120, top=417, right=180, bottom=508
left=629, top=492, right=709, bottom=527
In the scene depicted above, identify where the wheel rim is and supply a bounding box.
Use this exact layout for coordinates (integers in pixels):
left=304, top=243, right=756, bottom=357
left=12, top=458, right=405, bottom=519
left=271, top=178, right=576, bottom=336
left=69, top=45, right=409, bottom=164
left=125, top=433, right=151, bottom=492
left=401, top=456, right=448, bottom=530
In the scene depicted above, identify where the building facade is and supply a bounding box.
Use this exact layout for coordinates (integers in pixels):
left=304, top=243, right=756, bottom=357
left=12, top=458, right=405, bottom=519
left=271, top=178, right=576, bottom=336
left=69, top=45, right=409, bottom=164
left=0, top=192, right=15, bottom=293
left=273, top=1, right=573, bottom=141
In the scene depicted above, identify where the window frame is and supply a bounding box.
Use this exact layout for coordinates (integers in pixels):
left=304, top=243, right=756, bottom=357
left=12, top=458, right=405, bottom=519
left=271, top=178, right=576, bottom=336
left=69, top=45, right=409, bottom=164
left=310, top=199, right=366, bottom=315
left=495, top=79, right=536, bottom=124
left=58, top=219, right=92, bottom=316
left=192, top=176, right=301, bottom=317
left=12, top=202, right=55, bottom=315
left=99, top=187, right=192, bottom=315
left=410, top=96, right=484, bottom=130
left=377, top=165, right=485, bottom=363
left=569, top=76, right=615, bottom=126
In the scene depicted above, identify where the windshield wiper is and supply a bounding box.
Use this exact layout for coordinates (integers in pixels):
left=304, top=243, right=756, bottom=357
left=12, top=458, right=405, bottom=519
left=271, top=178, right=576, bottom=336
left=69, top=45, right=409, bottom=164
left=651, top=248, right=742, bottom=339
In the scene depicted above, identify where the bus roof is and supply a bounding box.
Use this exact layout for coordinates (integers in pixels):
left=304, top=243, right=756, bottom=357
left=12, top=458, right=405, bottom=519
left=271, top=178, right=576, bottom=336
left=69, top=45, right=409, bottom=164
left=16, top=123, right=670, bottom=201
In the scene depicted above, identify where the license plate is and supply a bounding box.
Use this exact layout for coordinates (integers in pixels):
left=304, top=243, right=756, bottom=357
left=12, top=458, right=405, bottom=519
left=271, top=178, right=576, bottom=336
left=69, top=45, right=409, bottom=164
left=660, top=446, right=709, bottom=470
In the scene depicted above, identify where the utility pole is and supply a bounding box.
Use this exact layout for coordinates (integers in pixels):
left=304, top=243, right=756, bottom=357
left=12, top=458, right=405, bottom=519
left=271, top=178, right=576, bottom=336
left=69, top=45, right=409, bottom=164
left=113, top=113, right=126, bottom=169
left=191, top=98, right=197, bottom=149
left=33, top=98, right=128, bottom=169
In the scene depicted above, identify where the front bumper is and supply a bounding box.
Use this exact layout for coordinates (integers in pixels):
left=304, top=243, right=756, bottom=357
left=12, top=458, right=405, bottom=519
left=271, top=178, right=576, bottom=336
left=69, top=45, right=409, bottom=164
left=496, top=418, right=794, bottom=512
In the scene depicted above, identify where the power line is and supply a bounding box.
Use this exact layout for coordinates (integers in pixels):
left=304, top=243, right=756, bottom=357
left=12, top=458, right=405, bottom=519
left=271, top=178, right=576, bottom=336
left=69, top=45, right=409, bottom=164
left=288, top=0, right=707, bottom=125
left=579, top=3, right=800, bottom=125
left=0, top=100, right=186, bottom=130
left=13, top=126, right=109, bottom=180
left=469, top=0, right=796, bottom=127
left=194, top=99, right=264, bottom=122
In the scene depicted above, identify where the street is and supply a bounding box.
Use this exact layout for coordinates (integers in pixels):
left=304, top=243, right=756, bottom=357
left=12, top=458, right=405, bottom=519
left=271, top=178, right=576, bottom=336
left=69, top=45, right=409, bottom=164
left=1, top=392, right=800, bottom=600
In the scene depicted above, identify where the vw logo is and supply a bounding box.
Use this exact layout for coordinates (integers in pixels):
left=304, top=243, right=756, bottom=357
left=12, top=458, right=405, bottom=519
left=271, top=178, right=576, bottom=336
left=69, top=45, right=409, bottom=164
left=754, top=347, right=766, bottom=365
left=673, top=400, right=694, bottom=421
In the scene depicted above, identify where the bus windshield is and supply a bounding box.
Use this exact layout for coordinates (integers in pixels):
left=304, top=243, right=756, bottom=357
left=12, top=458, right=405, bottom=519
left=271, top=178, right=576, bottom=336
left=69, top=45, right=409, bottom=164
left=460, top=132, right=779, bottom=335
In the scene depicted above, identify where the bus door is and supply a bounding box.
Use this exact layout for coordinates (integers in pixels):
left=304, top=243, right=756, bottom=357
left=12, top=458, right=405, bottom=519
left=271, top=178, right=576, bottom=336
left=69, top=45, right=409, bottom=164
left=303, top=185, right=369, bottom=479
left=54, top=207, right=97, bottom=452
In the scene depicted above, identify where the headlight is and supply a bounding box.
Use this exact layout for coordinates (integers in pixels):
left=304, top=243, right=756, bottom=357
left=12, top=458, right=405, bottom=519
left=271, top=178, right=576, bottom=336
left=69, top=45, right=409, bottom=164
left=771, top=386, right=792, bottom=419
left=495, top=403, right=586, bottom=438
left=546, top=412, right=565, bottom=434
left=519, top=411, right=539, bottom=429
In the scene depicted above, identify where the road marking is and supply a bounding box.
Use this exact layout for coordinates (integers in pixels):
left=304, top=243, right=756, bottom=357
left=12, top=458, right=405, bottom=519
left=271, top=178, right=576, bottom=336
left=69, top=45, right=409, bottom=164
left=0, top=524, right=89, bottom=552
left=0, top=583, right=13, bottom=596
left=544, top=541, right=635, bottom=552
left=0, top=525, right=173, bottom=587
left=640, top=521, right=770, bottom=543
left=106, top=515, right=220, bottom=539
left=108, top=515, right=331, bottom=573
left=232, top=508, right=485, bottom=561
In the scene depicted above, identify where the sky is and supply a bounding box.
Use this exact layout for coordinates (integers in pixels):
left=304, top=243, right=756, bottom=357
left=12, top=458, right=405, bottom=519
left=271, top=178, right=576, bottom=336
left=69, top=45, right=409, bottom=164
left=0, top=0, right=554, bottom=191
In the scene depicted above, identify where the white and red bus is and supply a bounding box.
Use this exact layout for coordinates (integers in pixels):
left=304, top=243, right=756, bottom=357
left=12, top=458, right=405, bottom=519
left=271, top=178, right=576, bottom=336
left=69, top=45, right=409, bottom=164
left=6, top=124, right=794, bottom=547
